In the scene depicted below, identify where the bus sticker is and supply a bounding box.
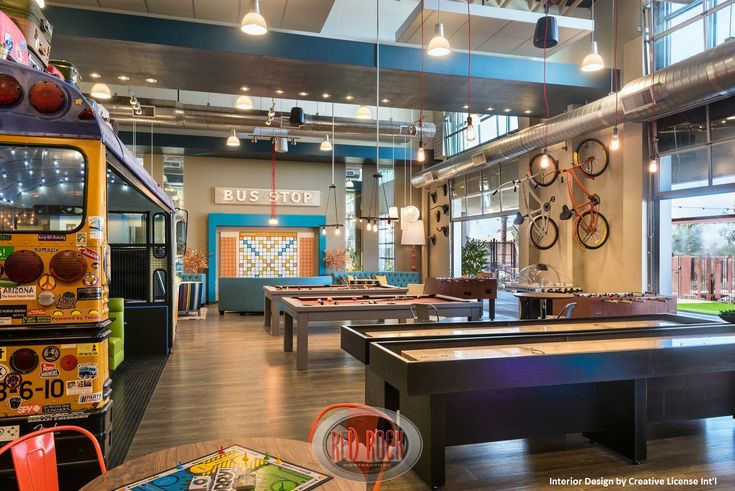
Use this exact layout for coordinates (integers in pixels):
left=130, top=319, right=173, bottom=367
left=0, top=235, right=11, bottom=241
left=66, top=379, right=92, bottom=395
left=38, top=234, right=66, bottom=242
left=0, top=306, right=27, bottom=318
left=89, top=217, right=104, bottom=239
left=0, top=246, right=13, bottom=259
left=0, top=287, right=35, bottom=300
left=77, top=343, right=99, bottom=357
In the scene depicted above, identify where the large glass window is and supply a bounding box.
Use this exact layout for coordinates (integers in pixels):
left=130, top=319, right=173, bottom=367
left=450, top=161, right=521, bottom=220
left=345, top=166, right=362, bottom=271
left=0, top=145, right=86, bottom=232
left=108, top=213, right=147, bottom=244
left=162, top=156, right=184, bottom=209
left=378, top=167, right=395, bottom=271
left=652, top=0, right=735, bottom=70
left=443, top=113, right=519, bottom=157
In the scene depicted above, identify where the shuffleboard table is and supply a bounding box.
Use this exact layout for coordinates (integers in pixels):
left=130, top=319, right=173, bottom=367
left=341, top=313, right=712, bottom=364
left=263, top=284, right=407, bottom=335
left=365, top=323, right=735, bottom=487
left=281, top=294, right=482, bottom=370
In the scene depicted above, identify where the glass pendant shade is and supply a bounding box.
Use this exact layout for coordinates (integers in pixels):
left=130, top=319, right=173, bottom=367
left=427, top=23, right=451, bottom=57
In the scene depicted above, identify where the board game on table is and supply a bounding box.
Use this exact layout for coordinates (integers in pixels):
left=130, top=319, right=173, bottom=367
left=112, top=445, right=330, bottom=491
left=281, top=294, right=482, bottom=370
left=340, top=313, right=714, bottom=363
left=364, top=324, right=735, bottom=487
left=263, top=284, right=407, bottom=335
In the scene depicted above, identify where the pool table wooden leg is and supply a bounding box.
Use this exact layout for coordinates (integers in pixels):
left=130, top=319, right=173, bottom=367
left=270, top=301, right=281, bottom=336
left=583, top=379, right=648, bottom=464
left=283, top=313, right=294, bottom=352
left=401, top=392, right=446, bottom=488
left=296, top=314, right=309, bottom=370
left=264, top=297, right=271, bottom=328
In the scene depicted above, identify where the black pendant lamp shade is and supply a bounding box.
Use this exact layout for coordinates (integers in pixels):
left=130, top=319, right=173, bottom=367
left=533, top=15, right=559, bottom=49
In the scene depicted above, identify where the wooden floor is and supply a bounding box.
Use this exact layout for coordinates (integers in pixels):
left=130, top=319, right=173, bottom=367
left=127, top=306, right=735, bottom=490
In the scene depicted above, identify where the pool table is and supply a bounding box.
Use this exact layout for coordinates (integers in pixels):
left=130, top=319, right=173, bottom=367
left=366, top=325, right=735, bottom=487
left=263, top=284, right=407, bottom=335
left=281, top=294, right=482, bottom=370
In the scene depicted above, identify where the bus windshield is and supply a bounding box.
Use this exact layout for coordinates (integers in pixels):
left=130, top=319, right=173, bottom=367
left=0, top=145, right=86, bottom=232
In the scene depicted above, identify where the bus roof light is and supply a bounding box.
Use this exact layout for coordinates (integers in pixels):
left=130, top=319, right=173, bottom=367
left=29, top=81, right=66, bottom=114
left=0, top=74, right=23, bottom=107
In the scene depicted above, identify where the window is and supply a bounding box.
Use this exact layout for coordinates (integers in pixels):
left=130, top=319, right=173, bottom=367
left=345, top=166, right=362, bottom=271
left=378, top=168, right=395, bottom=271
left=163, top=156, right=184, bottom=209
left=450, top=161, right=521, bottom=220
left=652, top=0, right=735, bottom=70
left=0, top=145, right=86, bottom=232
left=443, top=113, right=519, bottom=157
left=108, top=213, right=147, bottom=244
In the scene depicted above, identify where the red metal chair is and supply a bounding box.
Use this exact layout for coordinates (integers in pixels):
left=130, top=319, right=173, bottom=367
left=0, top=425, right=106, bottom=491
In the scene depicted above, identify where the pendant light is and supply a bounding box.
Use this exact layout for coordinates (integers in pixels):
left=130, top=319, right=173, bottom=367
left=648, top=158, right=658, bottom=174
left=321, top=103, right=343, bottom=236
left=610, top=0, right=621, bottom=151
left=35, top=0, right=45, bottom=8
left=401, top=136, right=421, bottom=230
left=533, top=2, right=558, bottom=49
left=226, top=128, right=240, bottom=147
left=417, top=3, right=427, bottom=162
left=417, top=141, right=426, bottom=162
left=540, top=151, right=550, bottom=169
left=241, top=0, right=268, bottom=36
left=610, top=127, right=620, bottom=151
left=275, top=137, right=288, bottom=153
left=90, top=83, right=112, bottom=100
left=235, top=95, right=254, bottom=110
left=427, top=0, right=450, bottom=57
left=320, top=135, right=333, bottom=151
left=581, top=0, right=604, bottom=72
left=356, top=105, right=372, bottom=120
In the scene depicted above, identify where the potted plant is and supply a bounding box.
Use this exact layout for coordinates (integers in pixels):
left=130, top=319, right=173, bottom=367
left=183, top=248, right=209, bottom=273
left=461, top=239, right=489, bottom=277
left=324, top=248, right=348, bottom=273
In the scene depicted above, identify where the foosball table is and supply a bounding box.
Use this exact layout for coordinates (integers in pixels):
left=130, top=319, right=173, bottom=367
left=424, top=277, right=497, bottom=319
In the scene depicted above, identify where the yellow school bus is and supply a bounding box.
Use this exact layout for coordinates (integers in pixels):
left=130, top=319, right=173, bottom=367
left=0, top=59, right=179, bottom=484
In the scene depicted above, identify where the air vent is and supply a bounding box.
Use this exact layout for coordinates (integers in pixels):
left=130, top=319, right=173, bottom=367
left=132, top=104, right=156, bottom=118
left=621, top=83, right=662, bottom=115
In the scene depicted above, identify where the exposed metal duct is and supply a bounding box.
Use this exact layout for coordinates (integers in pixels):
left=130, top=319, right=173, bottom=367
left=105, top=99, right=436, bottom=141
left=412, top=40, right=735, bottom=187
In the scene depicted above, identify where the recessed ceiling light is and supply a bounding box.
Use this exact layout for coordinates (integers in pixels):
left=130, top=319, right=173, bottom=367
left=298, top=91, right=309, bottom=97
left=145, top=78, right=158, bottom=84
left=503, top=108, right=512, bottom=112
left=382, top=98, right=390, bottom=103
left=322, top=93, right=331, bottom=99
left=89, top=73, right=101, bottom=79
left=240, top=86, right=250, bottom=92
left=345, top=95, right=355, bottom=100
left=486, top=107, right=494, bottom=111
left=524, top=110, right=533, bottom=114
left=275, top=89, right=285, bottom=94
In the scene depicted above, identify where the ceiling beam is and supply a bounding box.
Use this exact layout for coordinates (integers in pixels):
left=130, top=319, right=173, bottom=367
left=562, top=0, right=585, bottom=15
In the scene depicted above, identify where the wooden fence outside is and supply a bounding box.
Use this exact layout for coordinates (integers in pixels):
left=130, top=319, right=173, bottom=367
left=672, top=255, right=735, bottom=301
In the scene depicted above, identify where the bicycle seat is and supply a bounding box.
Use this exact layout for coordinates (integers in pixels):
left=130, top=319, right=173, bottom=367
left=560, top=205, right=574, bottom=220
left=513, top=212, right=525, bottom=225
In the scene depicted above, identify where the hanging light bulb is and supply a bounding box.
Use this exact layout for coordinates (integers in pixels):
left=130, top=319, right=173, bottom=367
left=335, top=227, right=341, bottom=236
left=35, top=0, right=45, bottom=7
left=466, top=115, right=476, bottom=142
left=356, top=105, right=372, bottom=120
left=427, top=23, right=451, bottom=57
left=235, top=95, right=254, bottom=110
left=268, top=217, right=278, bottom=225
left=610, top=127, right=620, bottom=151
left=322, top=227, right=327, bottom=236
left=226, top=128, right=241, bottom=147
left=648, top=158, right=658, bottom=173
left=540, top=150, right=550, bottom=169
left=581, top=42, right=604, bottom=72
left=241, top=0, right=268, bottom=36
left=417, top=141, right=426, bottom=162
left=320, top=135, right=333, bottom=151
left=90, top=83, right=112, bottom=100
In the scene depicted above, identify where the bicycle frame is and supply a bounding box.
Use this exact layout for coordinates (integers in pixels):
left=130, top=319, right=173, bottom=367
left=518, top=178, right=555, bottom=236
left=561, top=159, right=602, bottom=235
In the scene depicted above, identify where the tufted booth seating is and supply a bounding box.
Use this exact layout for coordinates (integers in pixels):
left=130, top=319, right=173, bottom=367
left=332, top=271, right=420, bottom=288
left=180, top=273, right=207, bottom=304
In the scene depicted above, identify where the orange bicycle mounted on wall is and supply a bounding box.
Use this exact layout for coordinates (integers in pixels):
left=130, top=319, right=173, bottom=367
left=562, top=139, right=609, bottom=249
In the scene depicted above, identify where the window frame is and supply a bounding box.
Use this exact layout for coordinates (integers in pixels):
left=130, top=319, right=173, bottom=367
left=0, top=144, right=88, bottom=234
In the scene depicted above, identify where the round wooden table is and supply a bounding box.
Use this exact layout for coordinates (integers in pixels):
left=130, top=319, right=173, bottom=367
left=81, top=437, right=365, bottom=490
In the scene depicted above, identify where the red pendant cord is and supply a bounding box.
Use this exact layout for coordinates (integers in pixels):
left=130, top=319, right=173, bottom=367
left=543, top=1, right=550, bottom=149
left=420, top=3, right=425, bottom=132
left=467, top=0, right=471, bottom=116
left=271, top=140, right=276, bottom=219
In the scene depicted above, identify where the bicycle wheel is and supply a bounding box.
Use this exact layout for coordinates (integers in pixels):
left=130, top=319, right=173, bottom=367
left=528, top=153, right=559, bottom=187
left=576, top=210, right=609, bottom=249
left=575, top=138, right=609, bottom=177
left=530, top=215, right=559, bottom=250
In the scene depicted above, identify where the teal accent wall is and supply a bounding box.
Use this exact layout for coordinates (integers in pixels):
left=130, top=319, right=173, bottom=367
left=207, top=213, right=327, bottom=301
